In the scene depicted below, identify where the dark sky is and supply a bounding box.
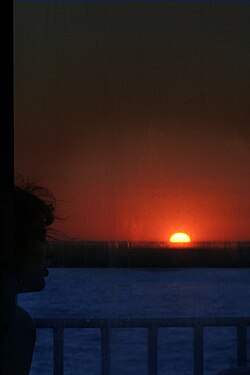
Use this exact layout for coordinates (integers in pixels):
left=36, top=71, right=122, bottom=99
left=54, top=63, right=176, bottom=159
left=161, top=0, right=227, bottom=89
left=14, top=2, right=250, bottom=241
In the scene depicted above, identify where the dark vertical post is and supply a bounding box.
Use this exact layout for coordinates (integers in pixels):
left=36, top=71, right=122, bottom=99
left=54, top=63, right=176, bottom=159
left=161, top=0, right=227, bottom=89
left=193, top=325, right=204, bottom=375
left=101, top=326, right=111, bottom=375
left=54, top=324, right=64, bottom=375
left=237, top=325, right=247, bottom=367
left=148, top=326, right=158, bottom=375
left=0, top=2, right=14, bottom=375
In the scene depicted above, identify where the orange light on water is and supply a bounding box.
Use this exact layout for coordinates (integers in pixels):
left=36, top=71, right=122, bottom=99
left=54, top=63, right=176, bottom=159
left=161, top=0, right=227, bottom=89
left=169, top=232, right=191, bottom=243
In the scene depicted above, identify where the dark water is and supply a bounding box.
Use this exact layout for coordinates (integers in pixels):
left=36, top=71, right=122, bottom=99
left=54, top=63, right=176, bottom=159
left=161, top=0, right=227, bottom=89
left=18, top=268, right=250, bottom=375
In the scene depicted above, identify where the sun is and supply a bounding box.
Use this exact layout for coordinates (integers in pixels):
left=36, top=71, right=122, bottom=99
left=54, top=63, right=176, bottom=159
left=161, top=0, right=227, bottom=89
left=169, top=232, right=191, bottom=243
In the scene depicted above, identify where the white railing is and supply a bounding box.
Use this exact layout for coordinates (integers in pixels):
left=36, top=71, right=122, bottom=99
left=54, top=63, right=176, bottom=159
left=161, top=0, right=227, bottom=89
left=34, top=317, right=250, bottom=375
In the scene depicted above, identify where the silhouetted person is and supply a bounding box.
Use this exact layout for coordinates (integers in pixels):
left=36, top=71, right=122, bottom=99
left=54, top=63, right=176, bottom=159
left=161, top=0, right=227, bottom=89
left=3, top=182, right=56, bottom=375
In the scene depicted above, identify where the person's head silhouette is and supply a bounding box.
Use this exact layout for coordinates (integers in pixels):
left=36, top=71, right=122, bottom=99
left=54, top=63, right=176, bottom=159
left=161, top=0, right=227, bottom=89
left=4, top=182, right=57, bottom=375
left=14, top=183, right=55, bottom=293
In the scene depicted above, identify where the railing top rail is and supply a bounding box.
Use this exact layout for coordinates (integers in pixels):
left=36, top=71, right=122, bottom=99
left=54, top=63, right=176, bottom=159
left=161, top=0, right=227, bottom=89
left=34, top=317, right=250, bottom=329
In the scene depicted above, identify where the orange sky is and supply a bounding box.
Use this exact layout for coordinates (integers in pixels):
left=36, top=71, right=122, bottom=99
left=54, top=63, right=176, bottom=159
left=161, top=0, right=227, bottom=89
left=14, top=2, right=250, bottom=241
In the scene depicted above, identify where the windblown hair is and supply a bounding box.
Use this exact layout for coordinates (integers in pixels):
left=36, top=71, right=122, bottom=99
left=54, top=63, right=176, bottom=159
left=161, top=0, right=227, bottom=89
left=14, top=178, right=56, bottom=260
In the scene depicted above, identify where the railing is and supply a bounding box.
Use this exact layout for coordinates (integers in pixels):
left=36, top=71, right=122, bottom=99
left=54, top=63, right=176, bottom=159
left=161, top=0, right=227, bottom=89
left=34, top=317, right=250, bottom=375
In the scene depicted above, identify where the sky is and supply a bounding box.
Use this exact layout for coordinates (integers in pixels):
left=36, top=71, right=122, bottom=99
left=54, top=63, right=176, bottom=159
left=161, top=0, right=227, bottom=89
left=14, top=2, right=250, bottom=242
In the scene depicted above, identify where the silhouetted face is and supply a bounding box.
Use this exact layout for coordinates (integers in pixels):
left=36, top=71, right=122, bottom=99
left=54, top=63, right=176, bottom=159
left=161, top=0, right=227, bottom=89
left=17, top=240, right=54, bottom=293
left=16, top=213, right=54, bottom=293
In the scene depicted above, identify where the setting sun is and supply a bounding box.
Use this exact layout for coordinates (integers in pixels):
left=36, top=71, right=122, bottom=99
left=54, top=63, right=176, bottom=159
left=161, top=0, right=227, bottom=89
left=169, top=232, right=191, bottom=243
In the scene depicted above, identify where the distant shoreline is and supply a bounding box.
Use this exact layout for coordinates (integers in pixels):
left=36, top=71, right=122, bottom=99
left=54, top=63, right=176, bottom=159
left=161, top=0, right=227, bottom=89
left=50, top=241, right=250, bottom=268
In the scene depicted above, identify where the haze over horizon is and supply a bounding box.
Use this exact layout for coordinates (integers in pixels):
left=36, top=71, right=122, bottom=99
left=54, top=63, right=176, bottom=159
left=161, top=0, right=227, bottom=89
left=14, top=2, right=250, bottom=242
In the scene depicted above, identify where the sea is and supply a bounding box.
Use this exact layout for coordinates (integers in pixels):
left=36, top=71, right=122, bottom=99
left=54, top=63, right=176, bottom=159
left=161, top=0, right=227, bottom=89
left=18, top=268, right=250, bottom=375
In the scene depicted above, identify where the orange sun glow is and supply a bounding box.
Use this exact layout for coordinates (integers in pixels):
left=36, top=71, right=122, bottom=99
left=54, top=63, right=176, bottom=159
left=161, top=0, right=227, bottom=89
left=169, top=232, right=191, bottom=243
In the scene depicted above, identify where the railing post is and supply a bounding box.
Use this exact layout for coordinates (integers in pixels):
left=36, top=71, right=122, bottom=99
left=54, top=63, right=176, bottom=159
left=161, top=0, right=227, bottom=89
left=148, top=325, right=158, bottom=375
left=34, top=317, right=250, bottom=375
left=101, top=326, right=111, bottom=375
left=54, top=324, right=64, bottom=375
left=193, top=325, right=204, bottom=375
left=237, top=324, right=247, bottom=367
